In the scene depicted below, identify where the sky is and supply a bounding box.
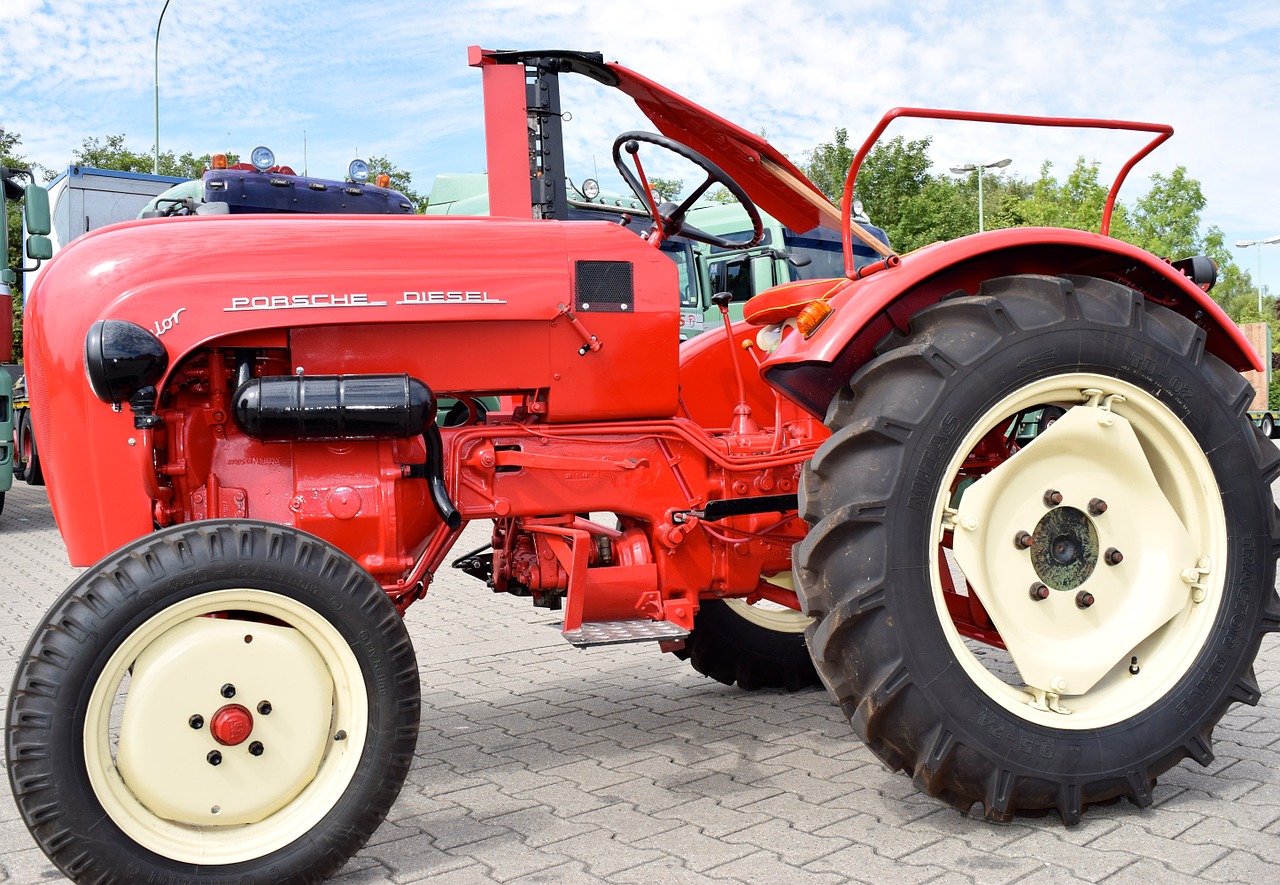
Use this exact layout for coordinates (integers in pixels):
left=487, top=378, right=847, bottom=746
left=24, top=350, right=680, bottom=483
left=3, top=0, right=1279, bottom=292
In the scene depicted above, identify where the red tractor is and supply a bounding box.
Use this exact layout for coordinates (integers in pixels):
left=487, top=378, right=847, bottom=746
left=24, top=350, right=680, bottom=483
left=8, top=47, right=1278, bottom=884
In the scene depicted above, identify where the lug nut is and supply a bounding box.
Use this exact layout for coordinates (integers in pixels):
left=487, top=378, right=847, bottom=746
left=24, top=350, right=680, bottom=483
left=249, top=741, right=264, bottom=757
left=1043, top=489, right=1063, bottom=507
left=207, top=750, right=223, bottom=766
left=1088, top=498, right=1108, bottom=516
left=1014, top=530, right=1034, bottom=550
left=1075, top=591, right=1095, bottom=609
left=220, top=683, right=236, bottom=699
left=1105, top=547, right=1124, bottom=566
left=1029, top=582, right=1050, bottom=601
left=189, top=714, right=204, bottom=730
left=257, top=701, right=272, bottom=716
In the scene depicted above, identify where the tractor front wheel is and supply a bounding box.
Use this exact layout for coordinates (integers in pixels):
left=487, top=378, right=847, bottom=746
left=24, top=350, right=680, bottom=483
left=7, top=520, right=420, bottom=883
left=797, top=274, right=1280, bottom=823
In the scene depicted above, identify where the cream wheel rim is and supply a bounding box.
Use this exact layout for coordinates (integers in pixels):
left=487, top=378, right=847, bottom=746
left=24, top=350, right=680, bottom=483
left=84, top=589, right=369, bottom=864
left=931, top=374, right=1225, bottom=729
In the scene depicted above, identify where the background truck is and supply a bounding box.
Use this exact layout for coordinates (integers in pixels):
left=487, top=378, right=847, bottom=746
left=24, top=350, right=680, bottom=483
left=8, top=46, right=1278, bottom=885
left=1240, top=321, right=1278, bottom=437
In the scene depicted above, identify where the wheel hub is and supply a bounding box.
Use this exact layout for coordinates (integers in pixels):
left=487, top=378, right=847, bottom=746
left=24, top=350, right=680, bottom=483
left=1030, top=506, right=1098, bottom=591
left=210, top=704, right=254, bottom=746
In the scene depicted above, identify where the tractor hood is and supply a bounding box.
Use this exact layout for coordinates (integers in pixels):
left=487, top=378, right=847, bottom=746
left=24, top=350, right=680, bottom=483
left=471, top=48, right=839, bottom=234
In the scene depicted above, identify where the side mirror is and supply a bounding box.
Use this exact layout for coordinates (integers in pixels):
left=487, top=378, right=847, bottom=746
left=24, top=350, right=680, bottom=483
left=23, top=183, right=51, bottom=236
left=26, top=235, right=52, bottom=261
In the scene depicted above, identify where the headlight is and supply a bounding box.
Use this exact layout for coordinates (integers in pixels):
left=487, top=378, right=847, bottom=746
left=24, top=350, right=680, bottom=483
left=84, top=320, right=169, bottom=406
left=348, top=159, right=370, bottom=183
left=581, top=178, right=600, bottom=200
left=250, top=145, right=275, bottom=171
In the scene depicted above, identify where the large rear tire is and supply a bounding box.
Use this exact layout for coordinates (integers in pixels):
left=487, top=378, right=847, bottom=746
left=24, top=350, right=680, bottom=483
left=797, top=275, right=1280, bottom=823
left=7, top=520, right=420, bottom=882
left=676, top=594, right=819, bottom=691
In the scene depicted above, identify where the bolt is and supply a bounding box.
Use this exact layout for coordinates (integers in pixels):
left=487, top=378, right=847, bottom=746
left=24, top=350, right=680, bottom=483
left=248, top=741, right=264, bottom=757
left=1075, top=590, right=1095, bottom=609
left=1014, top=530, right=1034, bottom=550
left=220, top=683, right=236, bottom=699
left=1088, top=498, right=1108, bottom=516
left=1029, top=582, right=1050, bottom=601
left=334, top=730, right=348, bottom=742
left=257, top=701, right=272, bottom=716
left=189, top=714, right=204, bottom=730
left=1105, top=547, right=1124, bottom=566
left=1043, top=489, right=1063, bottom=507
left=1050, top=676, right=1068, bottom=693
left=207, top=750, right=223, bottom=766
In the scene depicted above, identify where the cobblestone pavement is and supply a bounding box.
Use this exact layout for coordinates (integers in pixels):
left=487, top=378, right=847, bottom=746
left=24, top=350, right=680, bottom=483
left=2, top=480, right=1279, bottom=884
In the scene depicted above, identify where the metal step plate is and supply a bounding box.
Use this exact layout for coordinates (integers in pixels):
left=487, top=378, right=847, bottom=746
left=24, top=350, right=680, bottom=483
left=563, top=619, right=690, bottom=648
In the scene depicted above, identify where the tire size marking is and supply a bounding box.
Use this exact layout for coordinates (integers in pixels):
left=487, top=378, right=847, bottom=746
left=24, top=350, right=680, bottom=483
left=975, top=706, right=1057, bottom=759
left=1176, top=654, right=1228, bottom=718
left=907, top=413, right=961, bottom=513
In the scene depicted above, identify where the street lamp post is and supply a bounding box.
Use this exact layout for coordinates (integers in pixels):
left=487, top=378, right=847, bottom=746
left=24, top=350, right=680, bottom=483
left=153, top=0, right=173, bottom=175
left=1235, top=235, right=1280, bottom=314
left=950, top=158, right=1011, bottom=233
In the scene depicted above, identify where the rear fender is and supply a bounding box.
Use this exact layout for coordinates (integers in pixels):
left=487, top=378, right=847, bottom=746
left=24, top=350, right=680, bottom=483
left=761, top=228, right=1255, bottom=417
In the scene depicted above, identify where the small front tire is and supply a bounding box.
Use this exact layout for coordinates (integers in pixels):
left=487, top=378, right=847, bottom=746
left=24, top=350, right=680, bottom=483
left=8, top=520, right=420, bottom=883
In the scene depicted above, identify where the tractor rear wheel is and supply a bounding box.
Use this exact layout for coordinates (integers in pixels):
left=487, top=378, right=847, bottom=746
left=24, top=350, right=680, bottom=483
left=797, top=275, right=1280, bottom=823
left=7, top=520, right=420, bottom=883
left=676, top=594, right=819, bottom=691
left=18, top=410, right=42, bottom=486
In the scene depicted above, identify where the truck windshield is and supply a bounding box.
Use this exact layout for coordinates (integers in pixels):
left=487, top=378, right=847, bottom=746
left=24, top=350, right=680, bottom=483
left=659, top=239, right=701, bottom=309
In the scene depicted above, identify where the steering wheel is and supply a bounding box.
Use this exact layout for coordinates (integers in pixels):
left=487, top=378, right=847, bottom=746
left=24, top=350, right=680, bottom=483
left=611, top=131, right=763, bottom=249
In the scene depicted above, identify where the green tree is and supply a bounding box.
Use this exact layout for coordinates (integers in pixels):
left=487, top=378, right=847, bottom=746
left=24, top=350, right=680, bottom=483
left=365, top=155, right=426, bottom=213
left=2, top=130, right=46, bottom=359
left=73, top=134, right=215, bottom=180
left=648, top=177, right=684, bottom=202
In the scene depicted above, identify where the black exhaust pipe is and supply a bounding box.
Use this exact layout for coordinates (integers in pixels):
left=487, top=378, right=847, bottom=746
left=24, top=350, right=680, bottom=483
left=233, top=373, right=460, bottom=529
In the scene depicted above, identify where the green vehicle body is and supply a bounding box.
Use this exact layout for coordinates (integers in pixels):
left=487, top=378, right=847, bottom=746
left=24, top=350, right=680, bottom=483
left=0, top=369, right=12, bottom=510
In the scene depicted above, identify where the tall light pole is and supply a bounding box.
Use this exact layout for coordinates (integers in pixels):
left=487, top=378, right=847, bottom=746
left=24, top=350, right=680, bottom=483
left=1235, top=235, right=1280, bottom=314
left=950, top=158, right=1011, bottom=233
left=153, top=0, right=173, bottom=175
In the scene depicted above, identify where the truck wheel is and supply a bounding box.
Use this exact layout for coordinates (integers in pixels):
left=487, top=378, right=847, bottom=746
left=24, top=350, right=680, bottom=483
left=676, top=594, right=819, bottom=691
left=1262, top=413, right=1275, bottom=439
left=797, top=274, right=1280, bottom=823
left=7, top=520, right=420, bottom=883
left=18, top=411, right=43, bottom=486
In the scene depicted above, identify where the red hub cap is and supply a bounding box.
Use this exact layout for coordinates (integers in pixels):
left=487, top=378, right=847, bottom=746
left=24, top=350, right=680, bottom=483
left=210, top=704, right=254, bottom=746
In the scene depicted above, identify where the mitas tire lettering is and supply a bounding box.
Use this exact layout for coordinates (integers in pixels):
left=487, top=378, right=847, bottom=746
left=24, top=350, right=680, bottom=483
left=6, top=520, right=420, bottom=884
left=796, top=274, right=1280, bottom=824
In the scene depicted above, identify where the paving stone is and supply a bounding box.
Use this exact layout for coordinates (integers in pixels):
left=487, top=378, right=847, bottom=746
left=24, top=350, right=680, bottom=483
left=3, top=481, right=1280, bottom=885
